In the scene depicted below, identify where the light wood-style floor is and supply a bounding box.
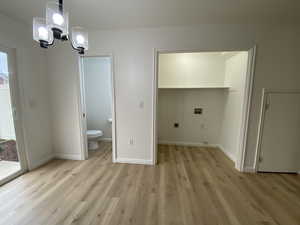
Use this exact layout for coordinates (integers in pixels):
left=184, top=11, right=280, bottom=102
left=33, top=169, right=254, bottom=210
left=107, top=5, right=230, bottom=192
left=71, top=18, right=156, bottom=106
left=0, top=142, right=299, bottom=225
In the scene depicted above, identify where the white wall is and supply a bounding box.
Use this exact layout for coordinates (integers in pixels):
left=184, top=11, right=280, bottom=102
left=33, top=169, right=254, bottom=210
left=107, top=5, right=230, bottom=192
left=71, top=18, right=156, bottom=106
left=158, top=89, right=225, bottom=145
left=219, top=52, right=248, bottom=162
left=46, top=24, right=300, bottom=169
left=0, top=13, right=53, bottom=169
left=83, top=57, right=112, bottom=139
left=158, top=53, right=226, bottom=88
left=46, top=41, right=82, bottom=160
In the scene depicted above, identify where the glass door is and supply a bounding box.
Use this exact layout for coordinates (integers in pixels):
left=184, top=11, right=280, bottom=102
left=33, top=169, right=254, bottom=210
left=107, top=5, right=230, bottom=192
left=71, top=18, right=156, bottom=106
left=0, top=46, right=27, bottom=185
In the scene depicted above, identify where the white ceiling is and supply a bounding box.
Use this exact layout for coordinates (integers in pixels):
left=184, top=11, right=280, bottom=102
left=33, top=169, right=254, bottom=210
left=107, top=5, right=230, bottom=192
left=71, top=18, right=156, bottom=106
left=0, top=0, right=299, bottom=29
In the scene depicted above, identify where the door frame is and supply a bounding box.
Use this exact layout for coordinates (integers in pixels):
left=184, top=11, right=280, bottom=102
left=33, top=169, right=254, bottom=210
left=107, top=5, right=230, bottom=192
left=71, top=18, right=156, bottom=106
left=254, top=88, right=300, bottom=172
left=77, top=54, right=117, bottom=162
left=152, top=46, right=257, bottom=171
left=0, top=45, right=28, bottom=186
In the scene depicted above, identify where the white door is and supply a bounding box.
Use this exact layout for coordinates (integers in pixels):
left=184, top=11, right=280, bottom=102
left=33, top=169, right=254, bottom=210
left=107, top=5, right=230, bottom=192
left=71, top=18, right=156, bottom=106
left=0, top=46, right=27, bottom=185
left=258, top=92, right=300, bottom=173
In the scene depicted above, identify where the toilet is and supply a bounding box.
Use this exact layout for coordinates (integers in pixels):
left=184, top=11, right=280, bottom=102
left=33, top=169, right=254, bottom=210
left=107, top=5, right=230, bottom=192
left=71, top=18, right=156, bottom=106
left=87, top=130, right=103, bottom=150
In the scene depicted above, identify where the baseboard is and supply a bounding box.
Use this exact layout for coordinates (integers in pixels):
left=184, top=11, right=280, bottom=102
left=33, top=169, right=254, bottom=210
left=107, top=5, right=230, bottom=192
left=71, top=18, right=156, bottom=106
left=54, top=152, right=82, bottom=160
left=158, top=140, right=218, bottom=148
left=217, top=144, right=236, bottom=163
left=100, top=137, right=112, bottom=142
left=115, top=157, right=153, bottom=165
left=243, top=166, right=256, bottom=173
left=28, top=153, right=55, bottom=170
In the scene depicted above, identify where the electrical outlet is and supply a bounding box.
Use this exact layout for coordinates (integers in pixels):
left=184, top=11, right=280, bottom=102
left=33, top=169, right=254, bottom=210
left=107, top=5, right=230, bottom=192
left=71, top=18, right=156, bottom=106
left=194, top=108, right=203, bottom=114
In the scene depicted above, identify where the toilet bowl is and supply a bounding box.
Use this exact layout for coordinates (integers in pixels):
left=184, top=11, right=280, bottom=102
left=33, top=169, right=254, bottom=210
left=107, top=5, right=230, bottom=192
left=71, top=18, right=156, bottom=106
left=87, top=130, right=103, bottom=150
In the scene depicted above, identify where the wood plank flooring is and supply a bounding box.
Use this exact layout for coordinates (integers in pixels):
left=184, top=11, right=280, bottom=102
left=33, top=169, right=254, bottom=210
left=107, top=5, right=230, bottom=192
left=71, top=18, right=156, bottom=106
left=0, top=142, right=299, bottom=225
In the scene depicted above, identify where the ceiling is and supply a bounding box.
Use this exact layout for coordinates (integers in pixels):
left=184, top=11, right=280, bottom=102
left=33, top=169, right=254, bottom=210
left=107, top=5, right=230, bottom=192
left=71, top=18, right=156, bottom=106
left=0, top=0, right=299, bottom=29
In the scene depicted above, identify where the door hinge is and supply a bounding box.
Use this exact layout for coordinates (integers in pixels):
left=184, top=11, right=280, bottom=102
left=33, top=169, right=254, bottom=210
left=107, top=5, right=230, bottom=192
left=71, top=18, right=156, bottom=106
left=259, top=156, right=263, bottom=163
left=265, top=96, right=270, bottom=111
left=265, top=102, right=270, bottom=110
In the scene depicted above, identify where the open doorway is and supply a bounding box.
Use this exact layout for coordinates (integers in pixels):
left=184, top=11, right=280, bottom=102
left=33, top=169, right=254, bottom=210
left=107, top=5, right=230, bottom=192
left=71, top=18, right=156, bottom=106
left=0, top=46, right=27, bottom=185
left=153, top=48, right=256, bottom=171
left=79, top=55, right=116, bottom=161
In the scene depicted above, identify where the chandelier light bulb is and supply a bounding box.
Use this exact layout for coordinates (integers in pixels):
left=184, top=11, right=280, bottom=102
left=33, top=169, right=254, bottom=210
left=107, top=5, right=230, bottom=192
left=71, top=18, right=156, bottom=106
left=38, top=27, right=49, bottom=40
left=52, top=13, right=64, bottom=26
left=33, top=0, right=88, bottom=54
left=76, top=34, right=85, bottom=45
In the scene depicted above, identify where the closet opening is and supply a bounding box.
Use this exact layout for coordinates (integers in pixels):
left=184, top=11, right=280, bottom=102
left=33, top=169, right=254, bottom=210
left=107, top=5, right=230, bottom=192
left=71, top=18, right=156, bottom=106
left=153, top=48, right=256, bottom=171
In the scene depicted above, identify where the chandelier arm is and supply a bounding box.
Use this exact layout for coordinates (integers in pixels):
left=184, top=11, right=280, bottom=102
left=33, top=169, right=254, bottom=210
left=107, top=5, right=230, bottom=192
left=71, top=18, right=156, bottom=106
left=69, top=39, right=84, bottom=54
left=59, top=0, right=63, bottom=13
left=48, top=38, right=55, bottom=47
left=69, top=37, right=76, bottom=50
left=70, top=38, right=79, bottom=50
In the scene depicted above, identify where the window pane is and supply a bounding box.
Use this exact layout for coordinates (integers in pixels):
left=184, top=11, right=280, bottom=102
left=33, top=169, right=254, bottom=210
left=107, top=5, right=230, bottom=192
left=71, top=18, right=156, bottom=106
left=0, top=52, right=9, bottom=88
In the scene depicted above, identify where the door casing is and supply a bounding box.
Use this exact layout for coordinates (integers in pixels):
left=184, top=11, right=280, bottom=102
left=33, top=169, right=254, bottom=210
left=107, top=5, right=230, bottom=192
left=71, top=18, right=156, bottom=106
left=0, top=45, right=28, bottom=186
left=77, top=54, right=117, bottom=162
left=152, top=46, right=257, bottom=171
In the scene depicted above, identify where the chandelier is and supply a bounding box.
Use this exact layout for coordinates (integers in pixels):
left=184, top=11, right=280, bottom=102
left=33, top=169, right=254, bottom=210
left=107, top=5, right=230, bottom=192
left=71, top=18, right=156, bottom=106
left=33, top=0, right=88, bottom=54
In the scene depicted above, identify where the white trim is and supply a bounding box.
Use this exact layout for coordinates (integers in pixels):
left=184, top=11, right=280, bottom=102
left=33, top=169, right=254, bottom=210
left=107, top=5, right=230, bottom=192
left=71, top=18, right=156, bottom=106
left=115, top=158, right=153, bottom=165
left=254, top=88, right=300, bottom=173
left=0, top=169, right=25, bottom=186
left=153, top=47, right=257, bottom=171
left=28, top=153, right=54, bottom=170
left=110, top=55, right=117, bottom=163
left=152, top=49, right=158, bottom=165
left=0, top=45, right=28, bottom=184
left=243, top=166, right=256, bottom=173
left=158, top=140, right=219, bottom=148
left=78, top=54, right=117, bottom=163
left=236, top=46, right=257, bottom=172
left=158, top=86, right=231, bottom=89
left=261, top=89, right=300, bottom=93
left=54, top=153, right=82, bottom=160
left=76, top=56, right=88, bottom=160
left=253, top=89, right=268, bottom=172
left=217, top=144, right=236, bottom=163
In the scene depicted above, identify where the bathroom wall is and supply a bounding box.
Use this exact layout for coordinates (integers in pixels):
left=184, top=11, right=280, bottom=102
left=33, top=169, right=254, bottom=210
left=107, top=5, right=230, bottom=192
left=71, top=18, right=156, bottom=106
left=158, top=89, right=225, bottom=145
left=219, top=52, right=248, bottom=162
left=83, top=57, right=112, bottom=139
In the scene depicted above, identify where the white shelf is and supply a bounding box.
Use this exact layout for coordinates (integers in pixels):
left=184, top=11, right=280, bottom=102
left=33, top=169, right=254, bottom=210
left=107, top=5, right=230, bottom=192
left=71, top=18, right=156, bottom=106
left=158, top=86, right=231, bottom=89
